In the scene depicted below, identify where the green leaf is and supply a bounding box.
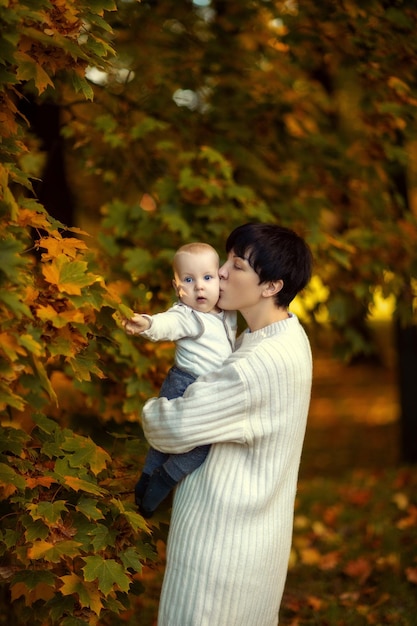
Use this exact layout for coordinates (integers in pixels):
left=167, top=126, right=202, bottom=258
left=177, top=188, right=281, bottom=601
left=1, top=528, right=20, bottom=549
left=84, top=0, right=117, bottom=14
left=120, top=547, right=143, bottom=573
left=67, top=350, right=105, bottom=382
left=61, top=433, right=111, bottom=475
left=76, top=496, right=105, bottom=521
left=71, top=72, right=94, bottom=100
left=32, top=413, right=58, bottom=434
left=122, top=247, right=154, bottom=277
left=18, top=333, right=43, bottom=357
left=32, top=356, right=58, bottom=404
left=0, top=291, right=32, bottom=319
left=0, top=384, right=25, bottom=410
left=23, top=518, right=49, bottom=542
left=110, top=498, right=150, bottom=532
left=0, top=238, right=28, bottom=280
left=12, top=569, right=55, bottom=589
left=89, top=523, right=117, bottom=552
left=27, top=500, right=68, bottom=524
left=0, top=462, right=26, bottom=491
left=0, top=427, right=29, bottom=455
left=82, top=555, right=131, bottom=595
left=60, top=474, right=107, bottom=497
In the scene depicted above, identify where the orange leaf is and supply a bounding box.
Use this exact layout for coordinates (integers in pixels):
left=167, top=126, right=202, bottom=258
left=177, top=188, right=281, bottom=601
left=396, top=504, right=417, bottom=529
left=11, top=581, right=55, bottom=605
left=319, top=550, right=341, bottom=571
left=307, top=595, right=324, bottom=610
left=25, top=476, right=57, bottom=489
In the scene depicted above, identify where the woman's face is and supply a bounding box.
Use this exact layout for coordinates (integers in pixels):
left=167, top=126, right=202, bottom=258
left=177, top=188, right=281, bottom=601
left=218, top=250, right=264, bottom=313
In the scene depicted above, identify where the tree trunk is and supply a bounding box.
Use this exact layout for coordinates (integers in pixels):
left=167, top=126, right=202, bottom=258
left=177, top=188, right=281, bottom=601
left=395, top=319, right=417, bottom=464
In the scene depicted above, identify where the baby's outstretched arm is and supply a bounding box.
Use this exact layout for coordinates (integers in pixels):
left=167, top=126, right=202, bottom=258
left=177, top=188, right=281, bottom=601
left=122, top=313, right=151, bottom=335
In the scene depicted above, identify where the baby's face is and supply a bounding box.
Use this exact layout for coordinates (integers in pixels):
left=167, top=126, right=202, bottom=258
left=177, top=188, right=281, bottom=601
left=173, top=250, right=220, bottom=313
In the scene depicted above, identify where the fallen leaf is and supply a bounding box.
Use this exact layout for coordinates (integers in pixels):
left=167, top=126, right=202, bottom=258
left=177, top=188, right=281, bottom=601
left=343, top=557, right=372, bottom=584
left=405, top=566, right=417, bottom=585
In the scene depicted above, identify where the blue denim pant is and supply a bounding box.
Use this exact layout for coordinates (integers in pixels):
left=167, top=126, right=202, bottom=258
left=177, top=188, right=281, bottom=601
left=142, top=366, right=211, bottom=482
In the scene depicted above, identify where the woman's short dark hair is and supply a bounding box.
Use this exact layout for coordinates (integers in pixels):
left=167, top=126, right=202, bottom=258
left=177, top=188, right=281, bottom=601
left=225, top=223, right=313, bottom=307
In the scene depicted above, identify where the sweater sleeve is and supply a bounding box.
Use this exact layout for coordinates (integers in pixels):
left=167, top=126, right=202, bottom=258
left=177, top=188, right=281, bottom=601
left=141, top=304, right=202, bottom=342
left=142, top=362, right=247, bottom=453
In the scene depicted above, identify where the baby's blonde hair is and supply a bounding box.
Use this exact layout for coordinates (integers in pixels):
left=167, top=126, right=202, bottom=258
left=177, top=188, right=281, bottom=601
left=172, top=243, right=219, bottom=273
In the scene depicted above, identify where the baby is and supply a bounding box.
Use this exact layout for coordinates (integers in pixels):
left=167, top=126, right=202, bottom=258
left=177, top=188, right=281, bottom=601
left=123, top=242, right=236, bottom=517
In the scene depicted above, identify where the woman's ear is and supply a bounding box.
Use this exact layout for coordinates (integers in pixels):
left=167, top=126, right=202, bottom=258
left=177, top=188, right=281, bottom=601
left=262, top=279, right=283, bottom=298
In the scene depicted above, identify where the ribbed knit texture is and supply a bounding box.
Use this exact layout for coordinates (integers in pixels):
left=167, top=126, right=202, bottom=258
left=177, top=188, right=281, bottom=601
left=142, top=314, right=312, bottom=626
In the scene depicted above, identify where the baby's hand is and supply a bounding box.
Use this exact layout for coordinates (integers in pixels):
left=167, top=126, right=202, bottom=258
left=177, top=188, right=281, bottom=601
left=122, top=313, right=151, bottom=335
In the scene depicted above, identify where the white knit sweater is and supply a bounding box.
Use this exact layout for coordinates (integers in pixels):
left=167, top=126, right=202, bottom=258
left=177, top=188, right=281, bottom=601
left=142, top=314, right=312, bottom=626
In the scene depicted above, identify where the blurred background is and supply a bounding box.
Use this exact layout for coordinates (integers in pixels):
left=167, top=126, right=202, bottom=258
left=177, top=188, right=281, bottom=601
left=1, top=1, right=417, bottom=624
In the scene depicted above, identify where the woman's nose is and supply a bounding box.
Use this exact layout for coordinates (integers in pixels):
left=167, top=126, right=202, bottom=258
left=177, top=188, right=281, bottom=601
left=219, top=263, right=228, bottom=279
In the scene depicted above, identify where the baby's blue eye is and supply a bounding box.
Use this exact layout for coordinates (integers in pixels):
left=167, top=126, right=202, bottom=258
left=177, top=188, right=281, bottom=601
left=204, top=275, right=213, bottom=281
left=184, top=277, right=193, bottom=283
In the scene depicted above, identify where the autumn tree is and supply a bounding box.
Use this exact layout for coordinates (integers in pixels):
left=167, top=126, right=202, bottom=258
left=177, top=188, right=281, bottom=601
left=0, top=2, right=159, bottom=624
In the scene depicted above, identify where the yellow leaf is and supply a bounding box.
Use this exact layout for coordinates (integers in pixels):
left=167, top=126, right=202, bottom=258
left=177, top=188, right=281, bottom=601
left=64, top=476, right=106, bottom=496
left=0, top=332, right=27, bottom=361
left=37, top=304, right=85, bottom=328
left=392, top=491, right=409, bottom=510
left=42, top=254, right=99, bottom=295
left=27, top=539, right=82, bottom=562
left=38, top=235, right=88, bottom=261
left=60, top=572, right=103, bottom=615
left=17, top=209, right=51, bottom=230
left=299, top=547, right=322, bottom=565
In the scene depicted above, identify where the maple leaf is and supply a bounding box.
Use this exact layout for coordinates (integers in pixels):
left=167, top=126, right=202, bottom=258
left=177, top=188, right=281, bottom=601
left=25, top=475, right=57, bottom=489
left=11, top=581, right=55, bottom=606
left=27, top=539, right=82, bottom=562
left=62, top=475, right=107, bottom=496
left=120, top=547, right=143, bottom=573
left=17, top=208, right=51, bottom=230
left=60, top=572, right=103, bottom=615
left=61, top=434, right=111, bottom=475
left=76, top=496, right=105, bottom=521
left=14, top=51, right=55, bottom=94
left=0, top=462, right=26, bottom=496
left=42, top=254, right=101, bottom=295
left=0, top=331, right=27, bottom=361
left=82, top=555, right=131, bottom=595
left=37, top=235, right=88, bottom=261
left=27, top=500, right=68, bottom=524
left=37, top=303, right=86, bottom=328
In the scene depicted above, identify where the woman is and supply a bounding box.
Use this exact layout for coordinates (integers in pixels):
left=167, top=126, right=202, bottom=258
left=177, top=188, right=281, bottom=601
left=142, top=223, right=313, bottom=626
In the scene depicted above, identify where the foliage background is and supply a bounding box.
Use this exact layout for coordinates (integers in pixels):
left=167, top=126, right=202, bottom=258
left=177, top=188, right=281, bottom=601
left=1, top=0, right=417, bottom=624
